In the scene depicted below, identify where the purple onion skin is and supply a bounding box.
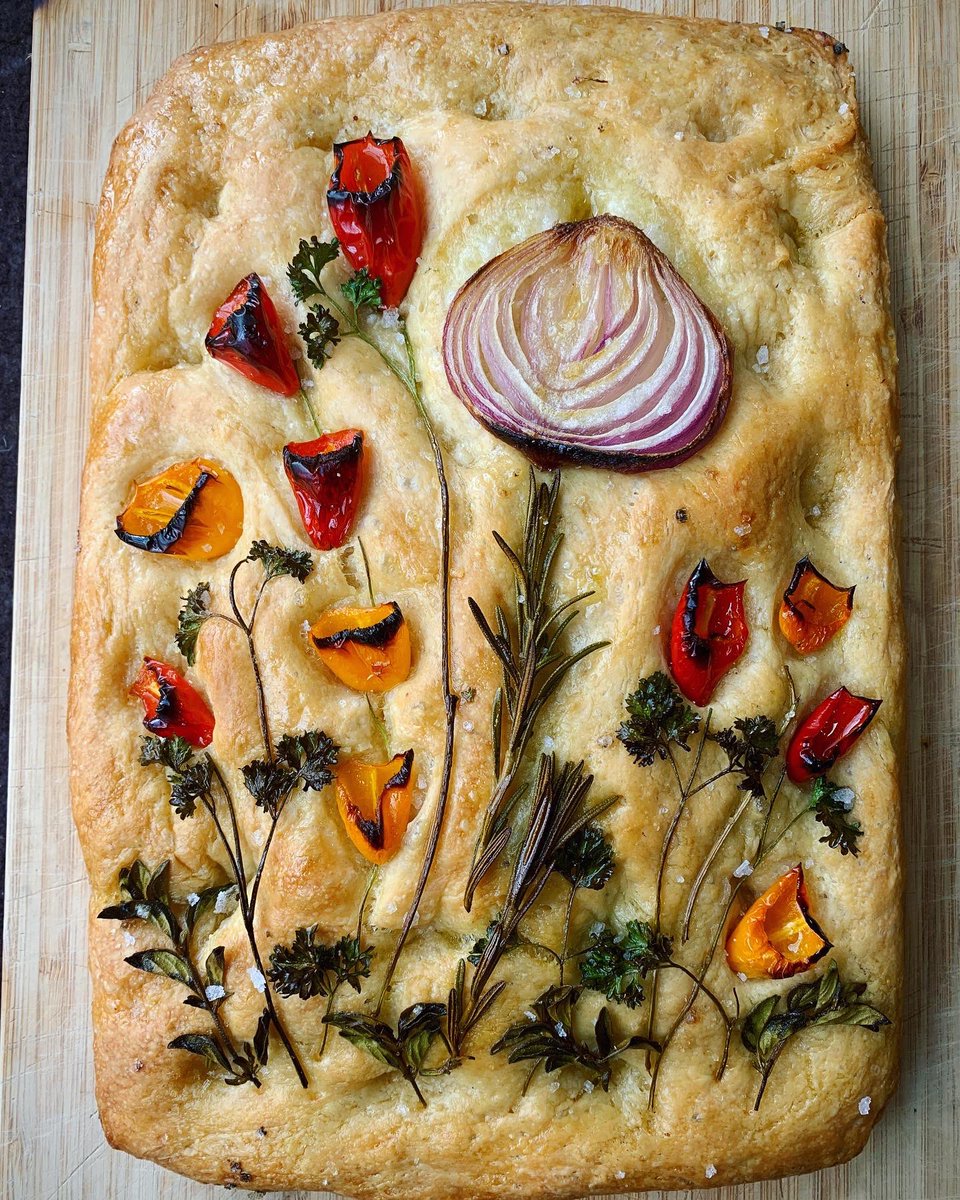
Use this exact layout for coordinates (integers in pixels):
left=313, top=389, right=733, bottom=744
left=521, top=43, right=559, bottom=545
left=442, top=215, right=734, bottom=474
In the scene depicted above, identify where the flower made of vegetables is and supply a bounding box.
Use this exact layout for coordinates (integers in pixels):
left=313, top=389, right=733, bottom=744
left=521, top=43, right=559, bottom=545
left=115, top=458, right=243, bottom=560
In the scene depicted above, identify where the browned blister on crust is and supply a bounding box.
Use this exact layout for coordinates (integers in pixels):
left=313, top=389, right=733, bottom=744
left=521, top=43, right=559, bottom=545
left=71, top=6, right=901, bottom=1196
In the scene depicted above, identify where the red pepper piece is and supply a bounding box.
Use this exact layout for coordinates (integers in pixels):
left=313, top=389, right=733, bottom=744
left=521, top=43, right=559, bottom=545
left=668, top=559, right=748, bottom=706
left=786, top=687, right=881, bottom=783
left=129, top=659, right=215, bottom=747
left=327, top=133, right=424, bottom=308
left=283, top=430, right=364, bottom=550
left=205, top=273, right=300, bottom=395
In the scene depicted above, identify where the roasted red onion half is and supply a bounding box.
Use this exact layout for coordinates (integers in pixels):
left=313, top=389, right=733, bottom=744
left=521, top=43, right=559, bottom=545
left=442, top=215, right=733, bottom=472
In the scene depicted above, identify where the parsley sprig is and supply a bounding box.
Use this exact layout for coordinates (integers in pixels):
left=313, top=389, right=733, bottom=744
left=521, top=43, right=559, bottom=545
left=810, top=777, right=863, bottom=855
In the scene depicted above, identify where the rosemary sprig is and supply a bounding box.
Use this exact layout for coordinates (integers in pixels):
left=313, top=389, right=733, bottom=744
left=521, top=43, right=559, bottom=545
left=464, top=470, right=608, bottom=911
left=287, top=237, right=458, bottom=1010
left=447, top=757, right=617, bottom=1061
left=99, top=859, right=268, bottom=1087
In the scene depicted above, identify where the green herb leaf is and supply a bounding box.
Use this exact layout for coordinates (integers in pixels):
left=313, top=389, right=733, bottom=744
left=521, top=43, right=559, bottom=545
left=176, top=583, right=212, bottom=666
left=740, top=961, right=890, bottom=1109
left=275, top=730, right=339, bottom=792
left=325, top=1002, right=448, bottom=1103
left=713, top=715, right=780, bottom=797
left=810, top=777, right=863, bottom=856
left=247, top=540, right=313, bottom=583
left=267, top=925, right=373, bottom=999
left=555, top=824, right=615, bottom=892
left=98, top=857, right=179, bottom=943
left=491, top=984, right=656, bottom=1092
left=168, top=1032, right=231, bottom=1073
left=186, top=883, right=238, bottom=933
left=579, top=920, right=672, bottom=1009
left=618, top=672, right=701, bottom=767
left=341, top=268, right=382, bottom=311
left=204, top=946, right=226, bottom=989
left=241, top=759, right=297, bottom=820
left=125, top=949, right=196, bottom=990
left=287, top=236, right=340, bottom=304
left=299, top=307, right=341, bottom=370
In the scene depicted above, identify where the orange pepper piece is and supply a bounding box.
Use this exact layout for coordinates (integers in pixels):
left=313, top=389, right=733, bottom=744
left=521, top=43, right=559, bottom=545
left=129, top=658, right=215, bottom=747
left=116, top=457, right=243, bottom=560
left=725, top=865, right=831, bottom=980
left=335, top=751, right=415, bottom=864
left=311, top=601, right=411, bottom=692
left=779, top=557, right=854, bottom=654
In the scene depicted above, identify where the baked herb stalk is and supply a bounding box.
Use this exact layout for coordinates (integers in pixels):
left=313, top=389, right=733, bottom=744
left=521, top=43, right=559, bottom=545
left=98, top=859, right=269, bottom=1087
left=288, top=237, right=458, bottom=1008
left=464, top=469, right=608, bottom=910
left=741, top=961, right=889, bottom=1110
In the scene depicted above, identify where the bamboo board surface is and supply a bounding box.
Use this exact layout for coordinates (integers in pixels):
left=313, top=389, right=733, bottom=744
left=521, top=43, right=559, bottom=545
left=1, top=0, right=956, bottom=1197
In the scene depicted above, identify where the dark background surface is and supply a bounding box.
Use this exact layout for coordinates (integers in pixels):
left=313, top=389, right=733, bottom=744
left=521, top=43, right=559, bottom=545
left=0, top=0, right=34, bottom=926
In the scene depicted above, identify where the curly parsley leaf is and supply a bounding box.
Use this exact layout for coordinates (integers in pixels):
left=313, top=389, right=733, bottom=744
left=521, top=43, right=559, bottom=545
left=139, top=736, right=211, bottom=821
left=275, top=730, right=339, bottom=792
left=246, top=540, right=313, bottom=583
left=741, top=961, right=889, bottom=1109
left=713, top=715, right=780, bottom=797
left=491, top=984, right=656, bottom=1093
left=267, top=925, right=373, bottom=1000
left=299, top=307, right=341, bottom=370
left=810, top=777, right=863, bottom=856
left=241, top=759, right=297, bottom=820
left=579, top=920, right=673, bottom=1009
left=555, top=824, right=615, bottom=892
left=176, top=583, right=212, bottom=666
left=341, top=268, right=382, bottom=311
left=618, top=672, right=701, bottom=767
left=287, top=236, right=340, bottom=304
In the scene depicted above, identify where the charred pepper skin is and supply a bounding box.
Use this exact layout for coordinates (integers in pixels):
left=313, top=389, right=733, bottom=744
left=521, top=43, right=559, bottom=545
left=327, top=134, right=424, bottom=309
left=283, top=430, right=364, bottom=551
left=668, top=559, right=748, bottom=706
left=129, top=659, right=215, bottom=747
left=786, top=687, right=881, bottom=783
left=206, top=273, right=301, bottom=395
left=779, top=556, right=855, bottom=654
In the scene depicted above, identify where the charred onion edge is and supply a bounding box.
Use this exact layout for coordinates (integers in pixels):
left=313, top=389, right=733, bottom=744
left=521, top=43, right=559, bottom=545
left=327, top=134, right=405, bottom=208
left=441, top=215, right=734, bottom=473
left=312, top=601, right=404, bottom=651
left=115, top=470, right=210, bottom=554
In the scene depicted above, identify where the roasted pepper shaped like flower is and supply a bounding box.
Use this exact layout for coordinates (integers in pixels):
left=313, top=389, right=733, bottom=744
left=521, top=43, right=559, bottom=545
left=115, top=457, right=243, bottom=560
left=335, top=750, right=415, bottom=864
left=779, top=557, right=855, bottom=654
left=726, top=865, right=831, bottom=980
left=311, top=601, right=412, bottom=692
left=668, top=559, right=748, bottom=706
left=205, top=272, right=300, bottom=395
left=283, top=430, right=364, bottom=551
left=786, top=687, right=881, bottom=783
left=129, top=658, right=215, bottom=747
left=327, top=133, right=424, bottom=308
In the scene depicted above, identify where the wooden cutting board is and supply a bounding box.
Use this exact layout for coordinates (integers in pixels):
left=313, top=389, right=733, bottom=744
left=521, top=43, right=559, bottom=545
left=1, top=1, right=956, bottom=1197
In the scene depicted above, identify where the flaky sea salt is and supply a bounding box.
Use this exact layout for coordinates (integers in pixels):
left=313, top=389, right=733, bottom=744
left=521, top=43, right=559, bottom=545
left=674, top=130, right=684, bottom=141
left=737, top=971, right=748, bottom=982
left=733, top=860, right=754, bottom=878
left=123, top=931, right=136, bottom=948
left=615, top=1171, right=626, bottom=1180
left=839, top=102, right=850, bottom=116
left=135, top=904, right=151, bottom=920
left=205, top=985, right=226, bottom=1002
left=705, top=1164, right=717, bottom=1179
left=187, top=892, right=200, bottom=906
left=247, top=967, right=266, bottom=993
left=858, top=1096, right=872, bottom=1116
left=214, top=889, right=232, bottom=914
left=463, top=721, right=474, bottom=733
left=756, top=344, right=770, bottom=366
left=597, top=734, right=613, bottom=748
left=759, top=25, right=769, bottom=38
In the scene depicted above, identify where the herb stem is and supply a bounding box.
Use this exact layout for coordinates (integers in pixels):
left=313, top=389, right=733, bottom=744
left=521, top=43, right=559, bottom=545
left=680, top=789, right=754, bottom=942
left=559, top=882, right=578, bottom=985
left=297, top=385, right=323, bottom=438
left=181, top=939, right=259, bottom=1087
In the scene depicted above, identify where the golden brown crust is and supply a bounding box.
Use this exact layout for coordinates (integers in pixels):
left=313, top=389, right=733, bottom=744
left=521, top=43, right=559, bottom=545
left=72, top=6, right=901, bottom=1196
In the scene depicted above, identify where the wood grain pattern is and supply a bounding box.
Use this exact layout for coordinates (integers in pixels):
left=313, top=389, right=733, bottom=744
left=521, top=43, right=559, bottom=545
left=0, top=1, right=956, bottom=1198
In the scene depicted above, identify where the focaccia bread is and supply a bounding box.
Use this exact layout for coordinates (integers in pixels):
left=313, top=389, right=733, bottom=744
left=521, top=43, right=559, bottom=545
left=70, top=5, right=902, bottom=1196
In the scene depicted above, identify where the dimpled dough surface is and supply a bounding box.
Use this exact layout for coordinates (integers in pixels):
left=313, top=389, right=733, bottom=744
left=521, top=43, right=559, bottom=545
left=70, top=5, right=902, bottom=1196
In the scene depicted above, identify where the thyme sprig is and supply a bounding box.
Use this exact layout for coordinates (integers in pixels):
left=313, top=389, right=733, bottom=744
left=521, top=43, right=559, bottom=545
left=464, top=470, right=608, bottom=910
left=741, top=961, right=889, bottom=1109
left=491, top=984, right=657, bottom=1095
left=99, top=859, right=268, bottom=1087
left=288, top=236, right=458, bottom=1010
